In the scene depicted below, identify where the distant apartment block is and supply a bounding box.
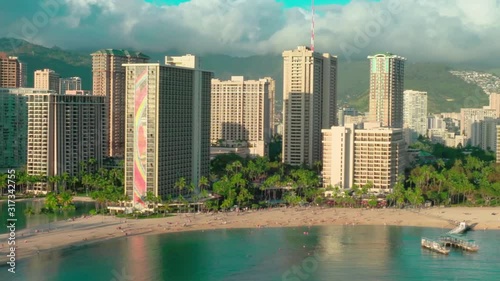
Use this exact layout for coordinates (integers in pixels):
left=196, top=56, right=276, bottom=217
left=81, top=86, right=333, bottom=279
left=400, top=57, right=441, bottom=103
left=124, top=56, right=212, bottom=205
left=460, top=108, right=497, bottom=139
left=368, top=53, right=406, bottom=128
left=428, top=129, right=466, bottom=148
left=0, top=88, right=31, bottom=170
left=403, top=90, right=428, bottom=145
left=26, top=92, right=106, bottom=192
left=497, top=125, right=500, bottom=163
left=0, top=53, right=26, bottom=88
left=428, top=115, right=446, bottom=130
left=60, top=77, right=82, bottom=94
left=65, top=90, right=91, bottom=96
left=344, top=115, right=368, bottom=127
left=34, top=69, right=60, bottom=93
left=489, top=93, right=500, bottom=118
left=211, top=76, right=272, bottom=157
left=471, top=118, right=500, bottom=152
left=91, top=49, right=150, bottom=158
left=338, top=107, right=359, bottom=126
left=322, top=124, right=406, bottom=193
left=282, top=46, right=338, bottom=167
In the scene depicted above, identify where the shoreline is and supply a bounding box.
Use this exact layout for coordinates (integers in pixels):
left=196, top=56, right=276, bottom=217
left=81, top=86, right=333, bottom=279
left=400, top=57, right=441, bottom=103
left=1, top=206, right=499, bottom=264
left=0, top=196, right=95, bottom=203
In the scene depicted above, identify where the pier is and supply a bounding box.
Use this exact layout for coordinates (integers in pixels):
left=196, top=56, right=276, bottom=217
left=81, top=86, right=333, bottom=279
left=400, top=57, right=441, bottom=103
left=439, top=234, right=479, bottom=252
left=421, top=238, right=450, bottom=255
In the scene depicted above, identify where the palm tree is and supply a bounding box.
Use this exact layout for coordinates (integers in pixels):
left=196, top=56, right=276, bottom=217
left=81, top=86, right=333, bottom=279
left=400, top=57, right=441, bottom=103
left=187, top=182, right=195, bottom=195
left=175, top=177, right=186, bottom=197
left=145, top=191, right=160, bottom=213
left=198, top=176, right=209, bottom=192
left=17, top=171, right=29, bottom=194
left=236, top=187, right=253, bottom=208
left=61, top=172, right=70, bottom=193
left=48, top=175, right=58, bottom=193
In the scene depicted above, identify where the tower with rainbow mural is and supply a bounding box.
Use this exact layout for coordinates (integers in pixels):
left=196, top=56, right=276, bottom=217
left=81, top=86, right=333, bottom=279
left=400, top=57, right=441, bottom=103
left=123, top=56, right=213, bottom=207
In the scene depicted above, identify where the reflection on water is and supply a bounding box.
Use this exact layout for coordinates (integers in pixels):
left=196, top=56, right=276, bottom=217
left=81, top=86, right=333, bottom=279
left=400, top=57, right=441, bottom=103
left=1, top=226, right=499, bottom=281
left=0, top=199, right=95, bottom=234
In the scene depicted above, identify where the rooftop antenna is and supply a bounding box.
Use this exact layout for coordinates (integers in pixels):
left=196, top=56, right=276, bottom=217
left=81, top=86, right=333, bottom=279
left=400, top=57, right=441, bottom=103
left=311, top=0, right=315, bottom=52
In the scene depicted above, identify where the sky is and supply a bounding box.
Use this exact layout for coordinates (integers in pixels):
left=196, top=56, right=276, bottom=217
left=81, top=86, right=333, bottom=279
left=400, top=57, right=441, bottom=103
left=1, top=0, right=499, bottom=63
left=145, top=0, right=363, bottom=8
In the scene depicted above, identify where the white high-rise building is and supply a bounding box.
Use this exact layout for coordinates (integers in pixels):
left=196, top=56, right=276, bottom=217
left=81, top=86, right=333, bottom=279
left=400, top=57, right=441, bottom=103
left=26, top=92, right=106, bottom=193
left=124, top=55, right=212, bottom=206
left=322, top=124, right=355, bottom=190
left=403, top=90, right=428, bottom=145
left=211, top=76, right=272, bottom=157
left=282, top=46, right=338, bottom=167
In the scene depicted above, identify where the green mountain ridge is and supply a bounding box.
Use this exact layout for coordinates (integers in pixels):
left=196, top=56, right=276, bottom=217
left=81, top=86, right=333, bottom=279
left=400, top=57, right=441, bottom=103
left=0, top=38, right=490, bottom=113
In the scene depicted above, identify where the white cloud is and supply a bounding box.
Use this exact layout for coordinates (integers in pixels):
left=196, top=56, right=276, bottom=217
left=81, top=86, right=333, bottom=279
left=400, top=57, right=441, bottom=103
left=1, top=0, right=500, bottom=62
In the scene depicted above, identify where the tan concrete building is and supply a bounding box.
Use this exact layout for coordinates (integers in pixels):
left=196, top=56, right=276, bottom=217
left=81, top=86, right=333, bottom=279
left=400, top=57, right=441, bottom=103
left=403, top=90, right=428, bottom=145
left=460, top=108, right=497, bottom=139
left=489, top=93, right=500, bottom=118
left=60, top=77, right=82, bottom=94
left=91, top=49, right=150, bottom=158
left=368, top=53, right=406, bottom=128
left=322, top=125, right=406, bottom=193
left=124, top=56, right=212, bottom=206
left=282, top=46, right=338, bottom=167
left=0, top=88, right=31, bottom=171
left=0, top=53, right=26, bottom=88
left=26, top=92, right=107, bottom=193
left=344, top=115, right=368, bottom=126
left=34, top=69, right=60, bottom=93
left=65, top=90, right=91, bottom=96
left=165, top=54, right=199, bottom=68
left=211, top=76, right=271, bottom=157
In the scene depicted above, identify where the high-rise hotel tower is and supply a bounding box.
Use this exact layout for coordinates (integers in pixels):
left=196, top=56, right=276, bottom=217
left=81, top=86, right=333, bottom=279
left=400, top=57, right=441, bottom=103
left=368, top=53, right=406, bottom=128
left=91, top=49, right=149, bottom=158
left=282, top=46, right=337, bottom=167
left=124, top=55, right=212, bottom=206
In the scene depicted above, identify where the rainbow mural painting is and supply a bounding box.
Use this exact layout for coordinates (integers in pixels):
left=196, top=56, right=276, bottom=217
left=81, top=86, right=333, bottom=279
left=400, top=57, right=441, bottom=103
left=133, top=67, right=149, bottom=206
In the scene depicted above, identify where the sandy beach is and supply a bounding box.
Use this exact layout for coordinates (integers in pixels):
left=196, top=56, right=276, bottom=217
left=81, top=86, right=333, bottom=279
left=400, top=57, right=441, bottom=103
left=1, top=206, right=499, bottom=263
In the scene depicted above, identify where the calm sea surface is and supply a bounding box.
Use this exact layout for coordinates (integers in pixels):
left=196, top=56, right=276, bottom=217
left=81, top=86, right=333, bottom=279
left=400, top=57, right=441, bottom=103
left=1, top=225, right=499, bottom=281
left=0, top=199, right=95, bottom=234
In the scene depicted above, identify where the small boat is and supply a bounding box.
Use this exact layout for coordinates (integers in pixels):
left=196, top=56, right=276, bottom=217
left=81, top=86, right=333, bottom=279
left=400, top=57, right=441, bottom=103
left=421, top=238, right=450, bottom=255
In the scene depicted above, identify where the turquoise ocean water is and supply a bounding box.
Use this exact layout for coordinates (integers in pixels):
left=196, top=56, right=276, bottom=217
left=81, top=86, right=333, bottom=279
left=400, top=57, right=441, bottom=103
left=1, top=224, right=499, bottom=281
